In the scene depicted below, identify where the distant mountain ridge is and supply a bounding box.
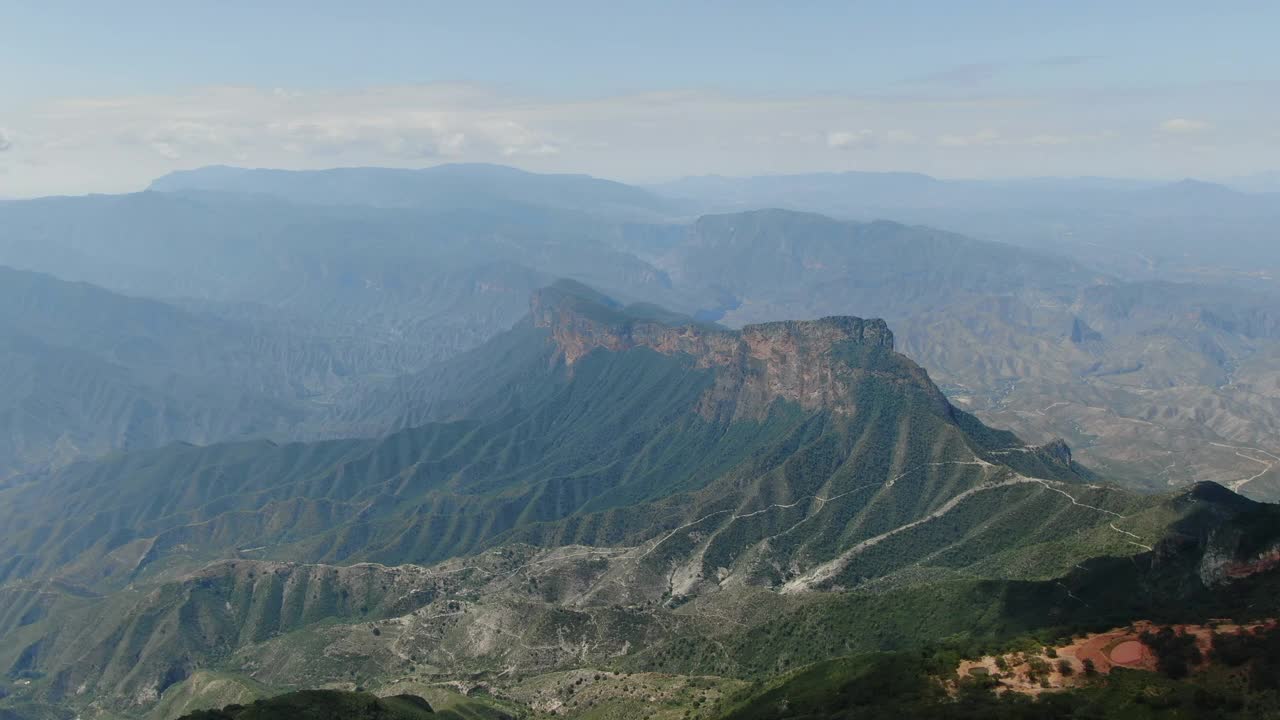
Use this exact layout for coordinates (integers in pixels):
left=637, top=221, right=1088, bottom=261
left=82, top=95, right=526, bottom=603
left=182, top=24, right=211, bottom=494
left=617, top=208, right=1280, bottom=498
left=652, top=170, right=1280, bottom=288
left=150, top=163, right=683, bottom=219
left=653, top=171, right=1274, bottom=214
left=0, top=265, right=319, bottom=479
left=3, top=182, right=1277, bottom=499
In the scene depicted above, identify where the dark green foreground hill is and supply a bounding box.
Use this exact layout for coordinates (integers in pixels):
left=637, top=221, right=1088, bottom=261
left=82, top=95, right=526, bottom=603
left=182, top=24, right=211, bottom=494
left=179, top=691, right=434, bottom=720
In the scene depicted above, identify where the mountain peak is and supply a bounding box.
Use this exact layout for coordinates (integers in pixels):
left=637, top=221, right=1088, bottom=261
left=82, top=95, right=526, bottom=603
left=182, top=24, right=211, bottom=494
left=530, top=283, right=913, bottom=420
left=1183, top=480, right=1258, bottom=509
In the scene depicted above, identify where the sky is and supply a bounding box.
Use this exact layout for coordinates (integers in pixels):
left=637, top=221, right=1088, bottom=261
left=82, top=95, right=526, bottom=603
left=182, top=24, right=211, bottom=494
left=1, top=0, right=1278, bottom=197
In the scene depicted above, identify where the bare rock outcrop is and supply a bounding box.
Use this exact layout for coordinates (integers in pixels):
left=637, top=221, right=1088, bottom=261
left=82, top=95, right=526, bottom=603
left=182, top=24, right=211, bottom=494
left=531, top=285, right=945, bottom=421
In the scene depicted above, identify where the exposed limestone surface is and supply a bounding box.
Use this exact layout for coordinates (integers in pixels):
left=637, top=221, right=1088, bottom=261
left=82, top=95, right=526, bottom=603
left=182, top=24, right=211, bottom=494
left=530, top=284, right=941, bottom=421
left=1147, top=482, right=1280, bottom=586
left=1198, top=535, right=1280, bottom=586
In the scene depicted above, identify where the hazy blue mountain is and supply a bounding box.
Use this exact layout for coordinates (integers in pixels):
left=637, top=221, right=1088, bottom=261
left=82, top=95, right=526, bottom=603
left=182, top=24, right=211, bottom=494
left=3, top=177, right=1277, bottom=500
left=648, top=208, right=1099, bottom=315
left=149, top=163, right=684, bottom=219
left=1226, top=170, right=1280, bottom=194
left=0, top=189, right=678, bottom=366
left=0, top=264, right=447, bottom=478
left=652, top=171, right=1280, bottom=288
left=620, top=208, right=1280, bottom=498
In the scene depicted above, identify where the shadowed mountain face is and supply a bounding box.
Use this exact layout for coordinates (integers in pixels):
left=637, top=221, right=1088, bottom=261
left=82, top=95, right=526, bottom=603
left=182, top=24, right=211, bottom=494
left=174, top=690, right=435, bottom=720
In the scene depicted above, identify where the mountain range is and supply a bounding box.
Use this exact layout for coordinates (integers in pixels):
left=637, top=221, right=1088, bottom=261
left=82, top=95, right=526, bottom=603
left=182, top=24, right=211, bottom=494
left=149, top=163, right=681, bottom=219
left=652, top=171, right=1280, bottom=289
left=2, top=169, right=1274, bottom=499
left=1, top=164, right=1279, bottom=719
left=2, top=281, right=1278, bottom=719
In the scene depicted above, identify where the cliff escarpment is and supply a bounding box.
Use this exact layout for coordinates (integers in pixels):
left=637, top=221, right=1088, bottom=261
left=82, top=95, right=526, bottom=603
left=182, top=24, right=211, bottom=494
left=530, top=281, right=945, bottom=421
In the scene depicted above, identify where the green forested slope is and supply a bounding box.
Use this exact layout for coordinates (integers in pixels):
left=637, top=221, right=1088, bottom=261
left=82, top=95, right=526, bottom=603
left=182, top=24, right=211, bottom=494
left=2, top=285, right=1277, bottom=720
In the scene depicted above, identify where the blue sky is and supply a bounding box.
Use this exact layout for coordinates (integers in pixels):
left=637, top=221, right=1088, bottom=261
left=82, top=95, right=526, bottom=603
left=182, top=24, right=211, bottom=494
left=2, top=1, right=1278, bottom=195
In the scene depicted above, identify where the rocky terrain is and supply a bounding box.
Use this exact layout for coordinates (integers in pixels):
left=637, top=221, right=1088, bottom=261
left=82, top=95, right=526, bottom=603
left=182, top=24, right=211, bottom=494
left=3, top=285, right=1279, bottom=720
left=531, top=282, right=906, bottom=420
left=1, top=166, right=1279, bottom=719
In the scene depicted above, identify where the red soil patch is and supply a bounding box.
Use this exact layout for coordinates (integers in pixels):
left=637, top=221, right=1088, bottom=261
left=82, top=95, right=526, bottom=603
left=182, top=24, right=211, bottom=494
left=1108, top=640, right=1146, bottom=666
left=955, top=618, right=1278, bottom=698
left=1068, top=628, right=1157, bottom=674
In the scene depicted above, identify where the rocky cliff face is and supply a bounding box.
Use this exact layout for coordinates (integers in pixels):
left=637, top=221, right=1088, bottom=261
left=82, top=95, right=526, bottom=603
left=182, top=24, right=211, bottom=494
left=1198, top=538, right=1280, bottom=586
left=1196, top=524, right=1280, bottom=586
left=530, top=286, right=942, bottom=421
left=1149, top=482, right=1280, bottom=587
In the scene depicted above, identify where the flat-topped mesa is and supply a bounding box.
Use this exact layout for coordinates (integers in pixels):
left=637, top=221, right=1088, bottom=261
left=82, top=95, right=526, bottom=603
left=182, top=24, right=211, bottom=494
left=743, top=316, right=894, bottom=354
left=734, top=316, right=896, bottom=415
left=530, top=284, right=938, bottom=420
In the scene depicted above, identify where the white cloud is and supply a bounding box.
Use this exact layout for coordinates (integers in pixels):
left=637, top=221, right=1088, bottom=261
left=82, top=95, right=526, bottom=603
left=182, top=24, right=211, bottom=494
left=826, top=129, right=874, bottom=149
left=1159, top=118, right=1211, bottom=133
left=826, top=128, right=920, bottom=149
left=480, top=119, right=561, bottom=156
left=24, top=86, right=561, bottom=166
left=0, top=84, right=1272, bottom=196
left=0, top=129, right=11, bottom=152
